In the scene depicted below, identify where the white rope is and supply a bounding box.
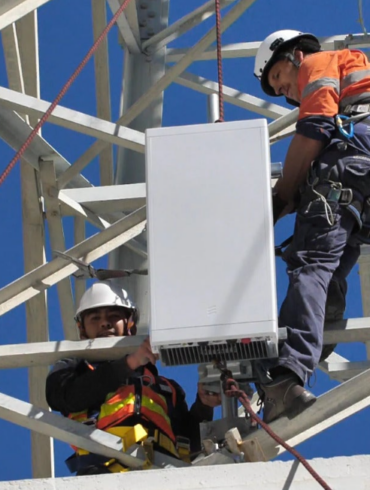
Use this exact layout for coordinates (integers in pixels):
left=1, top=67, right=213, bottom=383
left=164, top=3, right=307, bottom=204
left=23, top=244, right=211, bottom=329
left=310, top=186, right=335, bottom=226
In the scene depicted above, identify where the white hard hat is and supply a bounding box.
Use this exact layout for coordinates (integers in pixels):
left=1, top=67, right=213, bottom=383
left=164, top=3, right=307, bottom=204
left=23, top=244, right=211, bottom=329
left=75, top=280, right=136, bottom=319
left=254, top=29, right=320, bottom=96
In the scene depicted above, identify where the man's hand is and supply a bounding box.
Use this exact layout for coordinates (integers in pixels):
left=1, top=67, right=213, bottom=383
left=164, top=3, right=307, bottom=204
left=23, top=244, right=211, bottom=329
left=126, top=337, right=158, bottom=370
left=197, top=383, right=222, bottom=408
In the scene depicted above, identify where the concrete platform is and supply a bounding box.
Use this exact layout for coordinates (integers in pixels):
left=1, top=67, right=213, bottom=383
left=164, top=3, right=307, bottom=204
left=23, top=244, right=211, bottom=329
left=1, top=455, right=369, bottom=490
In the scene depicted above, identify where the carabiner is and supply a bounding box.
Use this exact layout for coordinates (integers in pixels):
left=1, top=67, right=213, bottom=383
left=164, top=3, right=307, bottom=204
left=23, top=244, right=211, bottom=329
left=335, top=114, right=354, bottom=139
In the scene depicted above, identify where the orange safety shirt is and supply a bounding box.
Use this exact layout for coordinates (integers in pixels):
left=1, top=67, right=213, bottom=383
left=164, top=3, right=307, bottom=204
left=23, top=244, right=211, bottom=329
left=296, top=49, right=370, bottom=149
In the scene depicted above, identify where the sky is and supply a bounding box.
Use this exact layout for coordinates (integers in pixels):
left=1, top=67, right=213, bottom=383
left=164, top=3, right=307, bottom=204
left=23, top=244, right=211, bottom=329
left=0, top=0, right=369, bottom=482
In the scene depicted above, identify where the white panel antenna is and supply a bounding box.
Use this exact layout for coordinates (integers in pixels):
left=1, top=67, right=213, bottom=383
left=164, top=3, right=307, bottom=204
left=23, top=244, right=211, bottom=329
left=146, top=119, right=278, bottom=366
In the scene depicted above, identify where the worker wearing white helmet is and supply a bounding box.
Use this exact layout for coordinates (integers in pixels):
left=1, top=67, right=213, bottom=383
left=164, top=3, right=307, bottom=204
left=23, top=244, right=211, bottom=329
left=253, top=30, right=370, bottom=424
left=254, top=29, right=320, bottom=97
left=74, top=280, right=139, bottom=339
left=46, top=280, right=220, bottom=475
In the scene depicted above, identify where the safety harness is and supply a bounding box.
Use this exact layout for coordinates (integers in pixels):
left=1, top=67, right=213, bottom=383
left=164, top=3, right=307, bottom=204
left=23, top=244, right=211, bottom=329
left=298, top=104, right=370, bottom=242
left=66, top=365, right=191, bottom=473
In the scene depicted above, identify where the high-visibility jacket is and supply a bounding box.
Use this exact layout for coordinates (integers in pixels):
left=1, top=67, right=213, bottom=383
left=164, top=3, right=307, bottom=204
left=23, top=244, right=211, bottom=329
left=295, top=49, right=370, bottom=155
left=68, top=366, right=178, bottom=444
left=46, top=356, right=214, bottom=473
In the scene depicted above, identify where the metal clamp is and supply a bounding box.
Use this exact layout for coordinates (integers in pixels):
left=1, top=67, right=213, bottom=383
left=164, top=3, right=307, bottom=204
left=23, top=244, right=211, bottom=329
left=53, top=250, right=148, bottom=280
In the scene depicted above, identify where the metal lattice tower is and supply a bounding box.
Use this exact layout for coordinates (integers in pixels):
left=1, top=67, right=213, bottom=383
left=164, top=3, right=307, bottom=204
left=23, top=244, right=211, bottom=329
left=0, top=0, right=370, bottom=482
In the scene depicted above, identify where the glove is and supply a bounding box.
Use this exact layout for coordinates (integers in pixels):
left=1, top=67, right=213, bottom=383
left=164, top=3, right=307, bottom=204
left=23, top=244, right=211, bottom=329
left=272, top=193, right=288, bottom=225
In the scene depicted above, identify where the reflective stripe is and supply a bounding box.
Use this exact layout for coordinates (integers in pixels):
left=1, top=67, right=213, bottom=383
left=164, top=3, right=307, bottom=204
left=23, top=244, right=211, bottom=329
left=69, top=411, right=88, bottom=423
left=98, top=389, right=136, bottom=424
left=97, top=402, right=175, bottom=441
left=102, top=385, right=168, bottom=413
left=141, top=406, right=175, bottom=441
left=341, top=69, right=370, bottom=90
left=340, top=92, right=370, bottom=110
left=97, top=392, right=172, bottom=430
left=94, top=385, right=175, bottom=441
left=68, top=372, right=179, bottom=455
left=301, top=77, right=340, bottom=100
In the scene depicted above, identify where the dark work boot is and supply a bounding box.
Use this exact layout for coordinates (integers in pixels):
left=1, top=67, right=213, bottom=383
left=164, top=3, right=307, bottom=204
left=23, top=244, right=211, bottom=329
left=261, top=373, right=317, bottom=424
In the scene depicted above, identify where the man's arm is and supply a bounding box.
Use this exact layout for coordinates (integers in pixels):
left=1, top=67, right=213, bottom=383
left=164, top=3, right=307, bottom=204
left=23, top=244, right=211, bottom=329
left=273, top=133, right=324, bottom=221
left=45, top=356, right=137, bottom=415
left=46, top=337, right=157, bottom=415
left=170, top=382, right=219, bottom=454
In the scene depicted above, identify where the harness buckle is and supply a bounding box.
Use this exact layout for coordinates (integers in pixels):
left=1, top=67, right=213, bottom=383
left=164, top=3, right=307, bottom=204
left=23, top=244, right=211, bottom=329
left=338, top=188, right=353, bottom=206
left=343, top=103, right=370, bottom=115
left=343, top=104, right=352, bottom=115
left=176, top=436, right=191, bottom=463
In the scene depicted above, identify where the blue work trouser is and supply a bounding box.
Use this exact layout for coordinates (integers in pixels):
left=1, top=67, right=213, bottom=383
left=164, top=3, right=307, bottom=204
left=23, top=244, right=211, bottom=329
left=320, top=242, right=360, bottom=361
left=276, top=149, right=370, bottom=384
left=278, top=202, right=358, bottom=384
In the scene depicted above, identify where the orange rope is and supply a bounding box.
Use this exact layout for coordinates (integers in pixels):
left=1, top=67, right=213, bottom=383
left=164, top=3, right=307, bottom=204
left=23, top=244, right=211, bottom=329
left=225, top=378, right=333, bottom=490
left=214, top=0, right=225, bottom=122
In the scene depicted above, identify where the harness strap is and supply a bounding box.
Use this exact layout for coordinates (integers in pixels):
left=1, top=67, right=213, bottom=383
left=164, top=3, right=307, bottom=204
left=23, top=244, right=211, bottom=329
left=342, top=103, right=370, bottom=115
left=133, top=377, right=142, bottom=416
left=275, top=235, right=293, bottom=257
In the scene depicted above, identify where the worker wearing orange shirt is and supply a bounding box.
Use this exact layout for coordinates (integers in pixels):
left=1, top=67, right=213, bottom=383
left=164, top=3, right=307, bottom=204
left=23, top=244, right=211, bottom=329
left=254, top=30, right=370, bottom=423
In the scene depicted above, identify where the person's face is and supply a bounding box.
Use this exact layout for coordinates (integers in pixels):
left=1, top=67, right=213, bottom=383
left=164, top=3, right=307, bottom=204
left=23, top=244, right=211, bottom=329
left=267, top=55, right=301, bottom=102
left=79, top=306, right=134, bottom=339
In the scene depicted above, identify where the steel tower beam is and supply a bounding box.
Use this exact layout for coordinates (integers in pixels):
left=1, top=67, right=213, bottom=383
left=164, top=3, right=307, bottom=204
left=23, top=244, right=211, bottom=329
left=1, top=11, right=54, bottom=478
left=0, top=391, right=149, bottom=469
left=0, top=86, right=145, bottom=152
left=107, top=0, right=141, bottom=54
left=142, top=0, right=235, bottom=53
left=241, top=368, right=370, bottom=460
left=39, top=160, right=77, bottom=340
left=91, top=0, right=114, bottom=186
left=57, top=0, right=258, bottom=189
left=0, top=318, right=370, bottom=369
left=0, top=0, right=54, bottom=31
left=176, top=71, right=290, bottom=119
left=109, top=0, right=168, bottom=327
left=0, top=335, right=146, bottom=369
left=17, top=11, right=54, bottom=478
left=0, top=207, right=146, bottom=316
left=165, top=35, right=357, bottom=63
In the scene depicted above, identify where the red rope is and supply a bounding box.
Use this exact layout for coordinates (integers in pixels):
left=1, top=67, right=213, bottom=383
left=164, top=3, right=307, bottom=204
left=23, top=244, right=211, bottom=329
left=214, top=0, right=225, bottom=122
left=225, top=379, right=333, bottom=490
left=0, top=0, right=133, bottom=187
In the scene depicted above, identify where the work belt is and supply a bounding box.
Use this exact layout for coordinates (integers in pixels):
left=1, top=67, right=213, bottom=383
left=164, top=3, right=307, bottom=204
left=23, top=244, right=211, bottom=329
left=65, top=424, right=190, bottom=474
